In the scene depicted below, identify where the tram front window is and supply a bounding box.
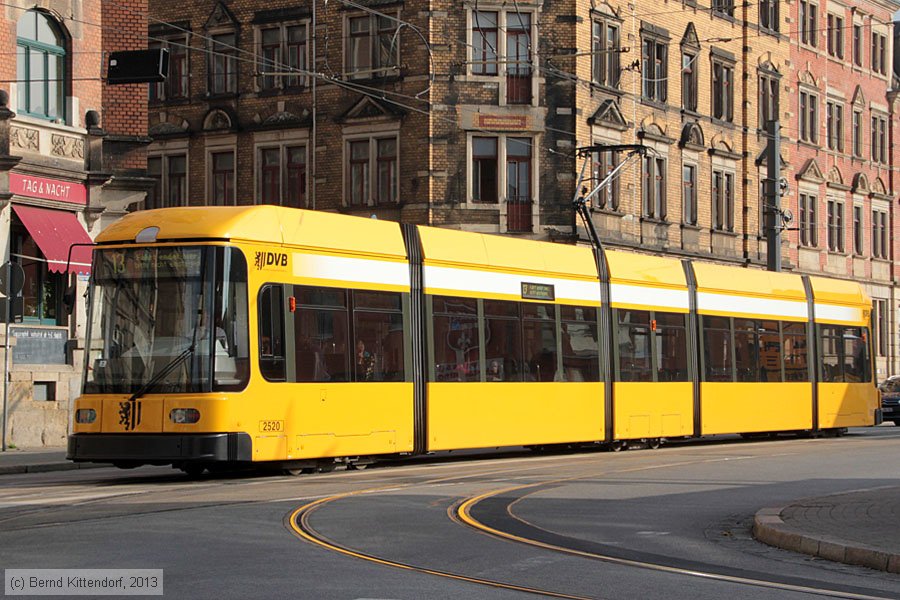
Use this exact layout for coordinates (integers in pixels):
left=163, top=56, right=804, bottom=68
left=83, top=246, right=249, bottom=394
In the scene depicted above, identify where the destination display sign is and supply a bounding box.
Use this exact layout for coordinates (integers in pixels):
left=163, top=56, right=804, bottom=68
left=521, top=282, right=555, bottom=301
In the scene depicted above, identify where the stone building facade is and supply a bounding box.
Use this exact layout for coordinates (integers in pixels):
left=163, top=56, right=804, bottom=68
left=0, top=0, right=150, bottom=447
left=146, top=0, right=900, bottom=378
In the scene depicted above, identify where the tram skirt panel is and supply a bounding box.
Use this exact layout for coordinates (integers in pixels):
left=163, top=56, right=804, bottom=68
left=817, top=383, right=878, bottom=428
left=613, top=382, right=693, bottom=441
left=426, top=382, right=605, bottom=451
left=700, top=382, right=813, bottom=435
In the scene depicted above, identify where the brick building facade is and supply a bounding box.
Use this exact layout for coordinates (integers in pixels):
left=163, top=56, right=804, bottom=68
left=147, top=0, right=900, bottom=378
left=0, top=0, right=150, bottom=447
left=786, top=0, right=899, bottom=378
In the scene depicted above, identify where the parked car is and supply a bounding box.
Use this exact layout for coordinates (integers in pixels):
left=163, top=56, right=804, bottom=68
left=878, top=376, right=900, bottom=425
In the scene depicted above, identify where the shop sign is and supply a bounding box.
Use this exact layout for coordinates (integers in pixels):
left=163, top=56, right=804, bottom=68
left=10, top=327, right=68, bottom=365
left=10, top=173, right=87, bottom=205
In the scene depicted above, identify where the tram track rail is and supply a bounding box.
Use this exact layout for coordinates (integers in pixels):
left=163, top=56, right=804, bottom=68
left=287, top=453, right=898, bottom=600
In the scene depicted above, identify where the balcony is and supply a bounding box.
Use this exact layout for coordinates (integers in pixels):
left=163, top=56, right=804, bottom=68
left=507, top=196, right=532, bottom=232
left=507, top=73, right=532, bottom=105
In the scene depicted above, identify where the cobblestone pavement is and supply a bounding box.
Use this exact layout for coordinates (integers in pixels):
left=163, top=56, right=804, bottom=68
left=753, top=486, right=900, bottom=573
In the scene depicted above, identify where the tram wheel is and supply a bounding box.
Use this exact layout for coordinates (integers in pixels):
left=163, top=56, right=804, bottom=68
left=181, top=464, right=206, bottom=477
left=610, top=441, right=627, bottom=452
left=282, top=468, right=314, bottom=476
left=647, top=438, right=661, bottom=450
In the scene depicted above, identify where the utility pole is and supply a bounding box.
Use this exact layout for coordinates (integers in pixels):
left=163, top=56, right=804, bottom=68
left=765, top=119, right=782, bottom=272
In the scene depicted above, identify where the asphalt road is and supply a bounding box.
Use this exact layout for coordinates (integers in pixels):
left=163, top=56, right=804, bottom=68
left=1, top=428, right=899, bottom=600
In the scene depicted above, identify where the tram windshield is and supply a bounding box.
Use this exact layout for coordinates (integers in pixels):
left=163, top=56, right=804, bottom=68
left=83, top=246, right=250, bottom=394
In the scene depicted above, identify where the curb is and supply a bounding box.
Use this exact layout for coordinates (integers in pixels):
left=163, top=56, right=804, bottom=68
left=0, top=462, right=107, bottom=476
left=752, top=506, right=900, bottom=574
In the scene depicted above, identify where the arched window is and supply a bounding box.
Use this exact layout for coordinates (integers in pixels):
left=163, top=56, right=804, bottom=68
left=17, top=10, right=66, bottom=121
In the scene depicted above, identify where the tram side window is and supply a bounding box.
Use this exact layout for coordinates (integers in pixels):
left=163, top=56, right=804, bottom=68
left=821, top=325, right=872, bottom=383
left=703, top=316, right=732, bottom=382
left=820, top=326, right=842, bottom=382
left=756, top=321, right=782, bottom=382
left=258, top=285, right=286, bottom=381
left=353, top=290, right=405, bottom=382
left=560, top=305, right=600, bottom=382
left=294, top=286, right=350, bottom=382
left=733, top=319, right=759, bottom=382
left=523, top=303, right=557, bottom=382
left=843, top=327, right=871, bottom=383
left=782, top=322, right=809, bottom=382
left=617, top=310, right=652, bottom=382
left=656, top=312, right=688, bottom=381
left=432, top=296, right=480, bottom=382
left=484, top=300, right=521, bottom=382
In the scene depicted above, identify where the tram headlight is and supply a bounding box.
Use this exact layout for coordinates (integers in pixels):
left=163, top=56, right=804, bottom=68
left=169, top=408, right=200, bottom=424
left=75, top=409, right=96, bottom=424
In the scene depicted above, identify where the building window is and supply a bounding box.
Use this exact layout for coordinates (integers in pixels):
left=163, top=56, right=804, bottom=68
left=712, top=0, right=734, bottom=18
left=472, top=11, right=498, bottom=75
left=12, top=228, right=64, bottom=326
left=758, top=72, right=779, bottom=128
left=209, top=32, right=237, bottom=94
left=592, top=19, right=621, bottom=89
left=347, top=13, right=399, bottom=79
left=258, top=145, right=307, bottom=207
left=16, top=10, right=66, bottom=121
left=346, top=136, right=399, bottom=206
left=799, top=91, right=818, bottom=144
left=799, top=193, right=818, bottom=247
left=872, top=209, right=888, bottom=258
left=852, top=205, right=863, bottom=255
left=258, top=23, right=308, bottom=90
left=211, top=151, right=235, bottom=206
left=375, top=138, right=398, bottom=205
left=506, top=13, right=533, bottom=105
left=799, top=0, right=818, bottom=47
left=150, top=36, right=188, bottom=101
left=852, top=24, right=862, bottom=66
left=826, top=102, right=844, bottom=152
left=875, top=299, right=888, bottom=357
left=592, top=149, right=621, bottom=211
left=147, top=154, right=187, bottom=209
left=871, top=32, right=887, bottom=75
left=760, top=0, right=779, bottom=31
left=506, top=138, right=533, bottom=232
left=472, top=137, right=498, bottom=203
left=682, top=52, right=698, bottom=112
left=826, top=199, right=844, bottom=252
left=471, top=10, right=534, bottom=104
left=712, top=58, right=734, bottom=122
left=871, top=114, right=887, bottom=164
left=642, top=37, right=667, bottom=103
left=852, top=110, right=863, bottom=157
left=826, top=13, right=843, bottom=58
left=682, top=163, right=697, bottom=226
left=712, top=169, right=734, bottom=231
left=642, top=155, right=666, bottom=220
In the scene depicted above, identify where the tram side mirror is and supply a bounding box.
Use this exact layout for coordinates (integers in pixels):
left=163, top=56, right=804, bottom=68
left=63, top=285, right=76, bottom=316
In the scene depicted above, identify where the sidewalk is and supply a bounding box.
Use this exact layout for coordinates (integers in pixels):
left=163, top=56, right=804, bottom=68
left=0, top=446, right=105, bottom=475
left=753, top=486, right=900, bottom=574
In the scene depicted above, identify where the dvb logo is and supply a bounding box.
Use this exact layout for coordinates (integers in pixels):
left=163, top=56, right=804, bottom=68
left=254, top=251, right=289, bottom=270
left=265, top=253, right=287, bottom=267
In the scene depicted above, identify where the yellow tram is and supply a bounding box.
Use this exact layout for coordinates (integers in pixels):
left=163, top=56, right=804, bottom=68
left=67, top=206, right=880, bottom=473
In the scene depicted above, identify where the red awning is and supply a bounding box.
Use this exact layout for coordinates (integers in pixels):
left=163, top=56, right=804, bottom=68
left=12, top=204, right=93, bottom=274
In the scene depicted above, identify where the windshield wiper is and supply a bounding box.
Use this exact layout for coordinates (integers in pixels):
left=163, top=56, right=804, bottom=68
left=127, top=344, right=195, bottom=402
